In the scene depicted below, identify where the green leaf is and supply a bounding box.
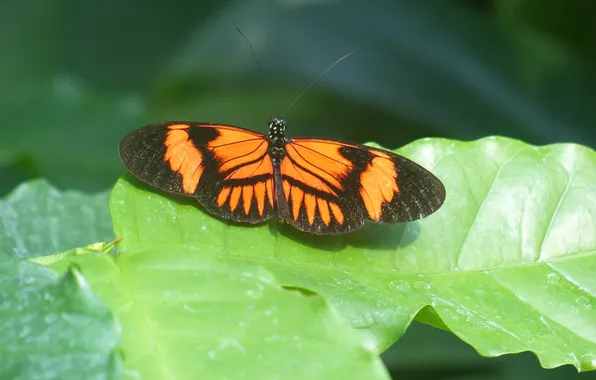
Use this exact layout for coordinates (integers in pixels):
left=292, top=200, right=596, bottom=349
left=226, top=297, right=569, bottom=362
left=43, top=248, right=389, bottom=380
left=0, top=179, right=114, bottom=259
left=28, top=239, right=120, bottom=267
left=111, top=137, right=596, bottom=371
left=0, top=259, right=120, bottom=379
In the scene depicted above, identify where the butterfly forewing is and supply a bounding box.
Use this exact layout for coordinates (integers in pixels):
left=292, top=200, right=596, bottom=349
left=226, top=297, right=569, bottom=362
left=120, top=120, right=445, bottom=234
left=278, top=138, right=445, bottom=234
left=119, top=122, right=277, bottom=224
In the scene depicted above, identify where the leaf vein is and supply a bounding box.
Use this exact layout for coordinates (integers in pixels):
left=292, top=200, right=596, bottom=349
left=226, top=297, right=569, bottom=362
left=455, top=149, right=526, bottom=269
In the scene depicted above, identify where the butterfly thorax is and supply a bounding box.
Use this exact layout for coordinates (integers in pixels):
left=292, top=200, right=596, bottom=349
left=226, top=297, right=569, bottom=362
left=267, top=118, right=287, bottom=163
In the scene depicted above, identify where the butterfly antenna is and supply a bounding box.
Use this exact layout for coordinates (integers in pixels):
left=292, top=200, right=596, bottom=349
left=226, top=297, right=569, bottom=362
left=281, top=52, right=354, bottom=118
left=236, top=28, right=278, bottom=114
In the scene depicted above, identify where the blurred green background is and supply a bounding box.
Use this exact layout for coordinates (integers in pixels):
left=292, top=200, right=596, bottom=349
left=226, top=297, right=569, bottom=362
left=1, top=0, right=595, bottom=378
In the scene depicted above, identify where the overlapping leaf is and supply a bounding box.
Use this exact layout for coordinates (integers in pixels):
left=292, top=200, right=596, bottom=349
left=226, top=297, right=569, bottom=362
left=111, top=137, right=596, bottom=371
left=0, top=180, right=113, bottom=259
left=42, top=249, right=389, bottom=380
left=0, top=259, right=120, bottom=380
left=0, top=180, right=120, bottom=379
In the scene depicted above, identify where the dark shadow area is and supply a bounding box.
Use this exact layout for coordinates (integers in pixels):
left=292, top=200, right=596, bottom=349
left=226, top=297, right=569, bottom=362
left=388, top=364, right=499, bottom=380
left=384, top=321, right=593, bottom=380
left=121, top=174, right=269, bottom=232
left=125, top=173, right=428, bottom=252
left=267, top=220, right=347, bottom=251
left=345, top=221, right=420, bottom=250
left=0, top=154, right=42, bottom=196
left=268, top=216, right=424, bottom=253
left=280, top=285, right=319, bottom=297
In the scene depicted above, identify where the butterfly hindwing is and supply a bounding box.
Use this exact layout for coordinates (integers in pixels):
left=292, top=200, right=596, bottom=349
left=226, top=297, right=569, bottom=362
left=279, top=138, right=445, bottom=234
left=119, top=122, right=277, bottom=224
left=120, top=120, right=445, bottom=233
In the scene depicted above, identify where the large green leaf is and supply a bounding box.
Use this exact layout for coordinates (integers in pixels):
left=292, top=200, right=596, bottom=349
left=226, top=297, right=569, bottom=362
left=41, top=248, right=389, bottom=380
left=111, top=137, right=596, bottom=371
left=0, top=259, right=120, bottom=379
left=0, top=180, right=114, bottom=259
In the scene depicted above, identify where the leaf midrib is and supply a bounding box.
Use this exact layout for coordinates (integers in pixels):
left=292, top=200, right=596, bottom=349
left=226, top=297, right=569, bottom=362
left=161, top=245, right=593, bottom=276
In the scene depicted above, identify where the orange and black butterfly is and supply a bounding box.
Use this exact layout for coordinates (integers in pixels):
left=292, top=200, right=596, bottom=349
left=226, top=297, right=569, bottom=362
left=119, top=118, right=445, bottom=235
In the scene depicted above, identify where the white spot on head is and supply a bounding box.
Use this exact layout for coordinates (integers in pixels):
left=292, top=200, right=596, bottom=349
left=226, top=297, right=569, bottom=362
left=268, top=118, right=286, bottom=139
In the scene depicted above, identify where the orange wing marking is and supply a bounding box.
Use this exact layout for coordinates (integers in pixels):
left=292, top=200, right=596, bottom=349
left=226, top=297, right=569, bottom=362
left=217, top=181, right=273, bottom=216
left=281, top=157, right=338, bottom=196
left=291, top=186, right=304, bottom=221
left=168, top=123, right=191, bottom=130
left=359, top=155, right=400, bottom=220
left=217, top=187, right=231, bottom=206
left=283, top=180, right=291, bottom=201
left=285, top=181, right=344, bottom=226
left=369, top=149, right=391, bottom=159
left=304, top=193, right=317, bottom=225
left=208, top=129, right=268, bottom=172
left=329, top=202, right=344, bottom=224
left=225, top=155, right=273, bottom=181
left=285, top=140, right=353, bottom=190
left=164, top=127, right=204, bottom=194
left=254, top=182, right=266, bottom=216
left=229, top=186, right=242, bottom=212
left=317, top=198, right=331, bottom=226
left=266, top=178, right=275, bottom=207
left=242, top=185, right=253, bottom=214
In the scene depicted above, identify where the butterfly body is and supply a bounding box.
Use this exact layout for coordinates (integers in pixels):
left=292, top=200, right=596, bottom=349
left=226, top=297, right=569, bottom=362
left=119, top=119, right=445, bottom=235
left=267, top=118, right=291, bottom=222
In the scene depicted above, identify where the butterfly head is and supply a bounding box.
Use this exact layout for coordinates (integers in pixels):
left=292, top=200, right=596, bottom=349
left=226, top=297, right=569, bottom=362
left=268, top=118, right=286, bottom=142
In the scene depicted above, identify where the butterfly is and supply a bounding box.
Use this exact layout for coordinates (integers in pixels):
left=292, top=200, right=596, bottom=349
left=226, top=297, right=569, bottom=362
left=119, top=118, right=445, bottom=235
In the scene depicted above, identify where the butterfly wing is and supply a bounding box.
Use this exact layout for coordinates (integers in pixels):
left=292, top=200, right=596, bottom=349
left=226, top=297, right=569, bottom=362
left=119, top=122, right=276, bottom=223
left=280, top=138, right=445, bottom=234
